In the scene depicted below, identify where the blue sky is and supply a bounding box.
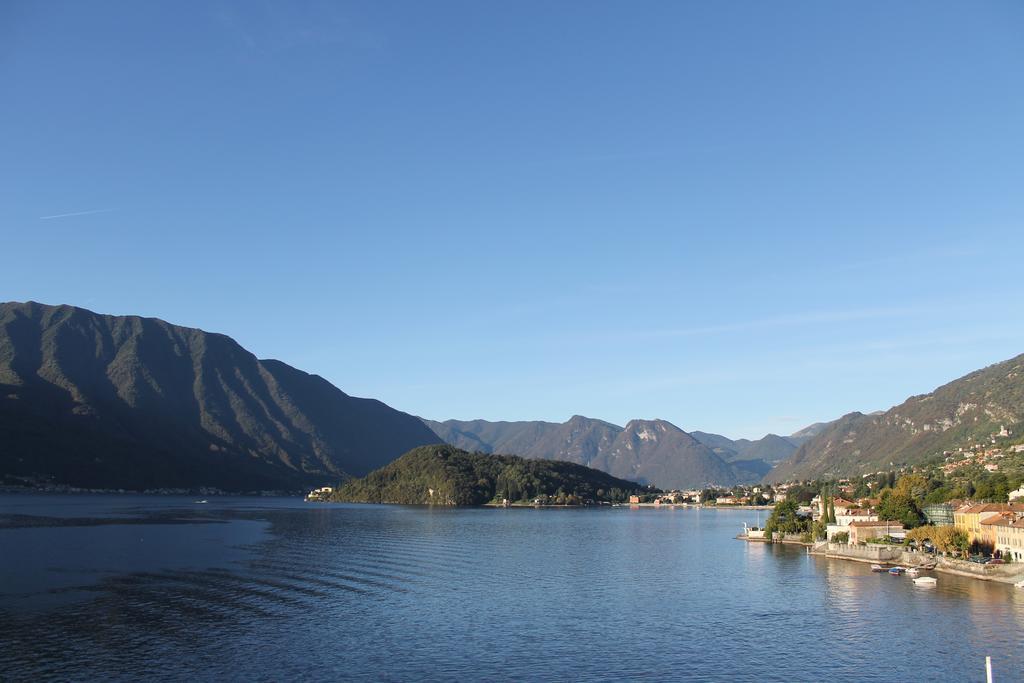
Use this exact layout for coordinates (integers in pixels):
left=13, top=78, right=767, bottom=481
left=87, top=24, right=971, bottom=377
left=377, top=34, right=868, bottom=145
left=3, top=1, right=1024, bottom=438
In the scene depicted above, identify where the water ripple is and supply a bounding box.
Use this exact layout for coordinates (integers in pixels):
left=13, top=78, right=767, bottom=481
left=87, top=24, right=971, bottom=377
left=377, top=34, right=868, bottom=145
left=1, top=500, right=1022, bottom=682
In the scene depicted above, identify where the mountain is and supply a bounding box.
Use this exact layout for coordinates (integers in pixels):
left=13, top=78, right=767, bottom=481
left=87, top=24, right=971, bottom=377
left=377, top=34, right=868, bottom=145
left=328, top=444, right=647, bottom=506
left=688, top=431, right=741, bottom=459
left=0, top=301, right=442, bottom=491
left=767, top=354, right=1024, bottom=482
left=423, top=415, right=620, bottom=464
left=690, top=431, right=798, bottom=464
left=591, top=419, right=740, bottom=490
left=786, top=422, right=831, bottom=446
left=423, top=416, right=748, bottom=489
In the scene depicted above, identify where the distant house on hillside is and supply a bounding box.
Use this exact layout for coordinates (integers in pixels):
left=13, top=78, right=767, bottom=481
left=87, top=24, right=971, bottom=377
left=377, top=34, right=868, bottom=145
left=833, top=497, right=856, bottom=515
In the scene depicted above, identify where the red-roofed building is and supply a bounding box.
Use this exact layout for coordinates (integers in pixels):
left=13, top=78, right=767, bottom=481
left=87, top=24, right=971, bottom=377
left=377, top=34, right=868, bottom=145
left=832, top=497, right=857, bottom=515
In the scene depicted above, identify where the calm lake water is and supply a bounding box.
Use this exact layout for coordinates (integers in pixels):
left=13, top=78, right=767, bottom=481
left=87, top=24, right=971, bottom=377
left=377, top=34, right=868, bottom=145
left=2, top=495, right=1022, bottom=682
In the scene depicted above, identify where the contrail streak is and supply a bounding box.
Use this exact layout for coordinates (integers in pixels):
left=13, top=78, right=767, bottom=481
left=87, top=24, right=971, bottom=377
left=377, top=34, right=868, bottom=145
left=39, top=208, right=116, bottom=220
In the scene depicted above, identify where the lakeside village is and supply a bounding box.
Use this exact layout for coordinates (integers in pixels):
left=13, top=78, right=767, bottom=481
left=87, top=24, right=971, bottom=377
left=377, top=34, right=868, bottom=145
left=740, top=427, right=1024, bottom=587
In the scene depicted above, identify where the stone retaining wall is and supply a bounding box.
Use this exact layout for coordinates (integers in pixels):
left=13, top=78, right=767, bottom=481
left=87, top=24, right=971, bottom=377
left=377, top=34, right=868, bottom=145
left=814, top=544, right=1024, bottom=583
left=819, top=542, right=903, bottom=563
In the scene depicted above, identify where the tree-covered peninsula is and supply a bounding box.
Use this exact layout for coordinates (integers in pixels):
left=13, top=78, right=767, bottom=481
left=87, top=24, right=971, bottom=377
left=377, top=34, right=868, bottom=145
left=328, top=445, right=649, bottom=506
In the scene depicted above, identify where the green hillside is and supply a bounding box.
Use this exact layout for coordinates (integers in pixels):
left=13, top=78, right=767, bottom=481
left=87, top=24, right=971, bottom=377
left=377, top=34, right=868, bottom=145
left=768, top=353, right=1024, bottom=481
left=329, top=444, right=648, bottom=505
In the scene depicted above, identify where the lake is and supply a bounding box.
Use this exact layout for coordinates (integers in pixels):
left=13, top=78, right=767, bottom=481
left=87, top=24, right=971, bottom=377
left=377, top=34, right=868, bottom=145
left=2, top=495, right=1022, bottom=682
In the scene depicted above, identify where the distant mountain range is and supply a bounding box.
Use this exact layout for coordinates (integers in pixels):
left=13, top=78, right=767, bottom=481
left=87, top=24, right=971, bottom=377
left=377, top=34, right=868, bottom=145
left=690, top=431, right=798, bottom=465
left=0, top=302, right=440, bottom=491
left=768, top=353, right=1024, bottom=482
left=426, top=358, right=1024, bottom=488
left=10, top=302, right=1014, bottom=494
left=423, top=416, right=800, bottom=489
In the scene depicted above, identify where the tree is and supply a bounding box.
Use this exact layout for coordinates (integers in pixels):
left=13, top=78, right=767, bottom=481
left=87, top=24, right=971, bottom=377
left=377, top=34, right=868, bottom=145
left=924, top=485, right=955, bottom=505
left=905, top=525, right=935, bottom=549
left=920, top=526, right=971, bottom=558
left=894, top=474, right=929, bottom=503
left=764, top=499, right=811, bottom=537
left=785, top=484, right=818, bottom=505
left=877, top=489, right=924, bottom=529
left=974, top=473, right=1011, bottom=502
left=951, top=529, right=970, bottom=558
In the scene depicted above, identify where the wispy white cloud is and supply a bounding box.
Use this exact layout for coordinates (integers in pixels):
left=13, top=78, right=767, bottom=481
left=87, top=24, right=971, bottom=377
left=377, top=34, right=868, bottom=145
left=627, top=305, right=933, bottom=341
left=39, top=208, right=116, bottom=220
left=830, top=244, right=985, bottom=274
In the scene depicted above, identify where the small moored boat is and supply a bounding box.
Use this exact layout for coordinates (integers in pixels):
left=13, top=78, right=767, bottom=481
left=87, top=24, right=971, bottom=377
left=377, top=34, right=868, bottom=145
left=906, top=567, right=920, bottom=577
left=1015, top=580, right=1024, bottom=589
left=888, top=566, right=905, bottom=575
left=871, top=564, right=885, bottom=572
left=913, top=576, right=937, bottom=587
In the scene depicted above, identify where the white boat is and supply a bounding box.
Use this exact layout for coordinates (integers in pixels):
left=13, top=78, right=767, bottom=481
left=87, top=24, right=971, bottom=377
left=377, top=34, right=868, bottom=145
left=913, top=576, right=937, bottom=587
left=1015, top=580, right=1024, bottom=589
left=906, top=567, right=920, bottom=577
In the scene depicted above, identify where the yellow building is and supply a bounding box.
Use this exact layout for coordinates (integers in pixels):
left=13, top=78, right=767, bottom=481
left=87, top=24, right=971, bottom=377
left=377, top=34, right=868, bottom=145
left=981, top=513, right=1024, bottom=561
left=953, top=503, right=1024, bottom=546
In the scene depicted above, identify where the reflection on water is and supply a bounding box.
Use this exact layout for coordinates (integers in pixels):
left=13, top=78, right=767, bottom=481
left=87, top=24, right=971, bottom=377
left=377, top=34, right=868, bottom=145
left=1, top=497, right=1022, bottom=682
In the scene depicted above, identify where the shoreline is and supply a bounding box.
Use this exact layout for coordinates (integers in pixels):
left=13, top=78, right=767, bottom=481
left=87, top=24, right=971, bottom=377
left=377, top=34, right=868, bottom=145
left=0, top=486, right=303, bottom=497
left=482, top=502, right=777, bottom=510
left=739, top=534, right=1024, bottom=586
left=626, top=503, right=774, bottom=510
